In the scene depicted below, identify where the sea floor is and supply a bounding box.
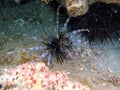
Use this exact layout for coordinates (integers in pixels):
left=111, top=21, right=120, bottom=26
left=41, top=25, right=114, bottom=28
left=0, top=0, right=120, bottom=90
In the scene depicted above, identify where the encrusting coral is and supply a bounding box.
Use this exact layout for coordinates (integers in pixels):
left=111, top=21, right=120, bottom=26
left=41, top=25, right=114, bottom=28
left=0, top=62, right=90, bottom=90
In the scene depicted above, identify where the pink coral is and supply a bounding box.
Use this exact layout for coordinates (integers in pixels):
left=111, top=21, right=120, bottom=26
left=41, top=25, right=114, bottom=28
left=0, top=62, right=90, bottom=90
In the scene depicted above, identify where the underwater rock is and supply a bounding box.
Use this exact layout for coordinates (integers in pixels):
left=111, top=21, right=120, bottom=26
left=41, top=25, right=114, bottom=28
left=0, top=0, right=30, bottom=5
left=14, top=0, right=29, bottom=4
left=61, top=0, right=89, bottom=17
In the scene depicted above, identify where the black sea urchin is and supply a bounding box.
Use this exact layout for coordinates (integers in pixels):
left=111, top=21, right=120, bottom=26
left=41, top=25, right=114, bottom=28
left=26, top=5, right=73, bottom=67
left=69, top=2, right=120, bottom=44
left=26, top=30, right=73, bottom=67
left=40, top=31, right=73, bottom=66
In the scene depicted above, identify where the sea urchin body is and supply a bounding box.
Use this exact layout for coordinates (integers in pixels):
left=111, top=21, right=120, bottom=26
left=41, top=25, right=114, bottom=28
left=27, top=31, right=73, bottom=67
left=41, top=31, right=73, bottom=67
left=69, top=2, right=120, bottom=44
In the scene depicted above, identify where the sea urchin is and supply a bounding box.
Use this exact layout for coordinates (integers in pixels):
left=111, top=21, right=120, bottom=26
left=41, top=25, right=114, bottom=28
left=69, top=2, right=120, bottom=44
left=26, top=5, right=73, bottom=67
left=40, top=31, right=73, bottom=66
left=27, top=30, right=73, bottom=67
